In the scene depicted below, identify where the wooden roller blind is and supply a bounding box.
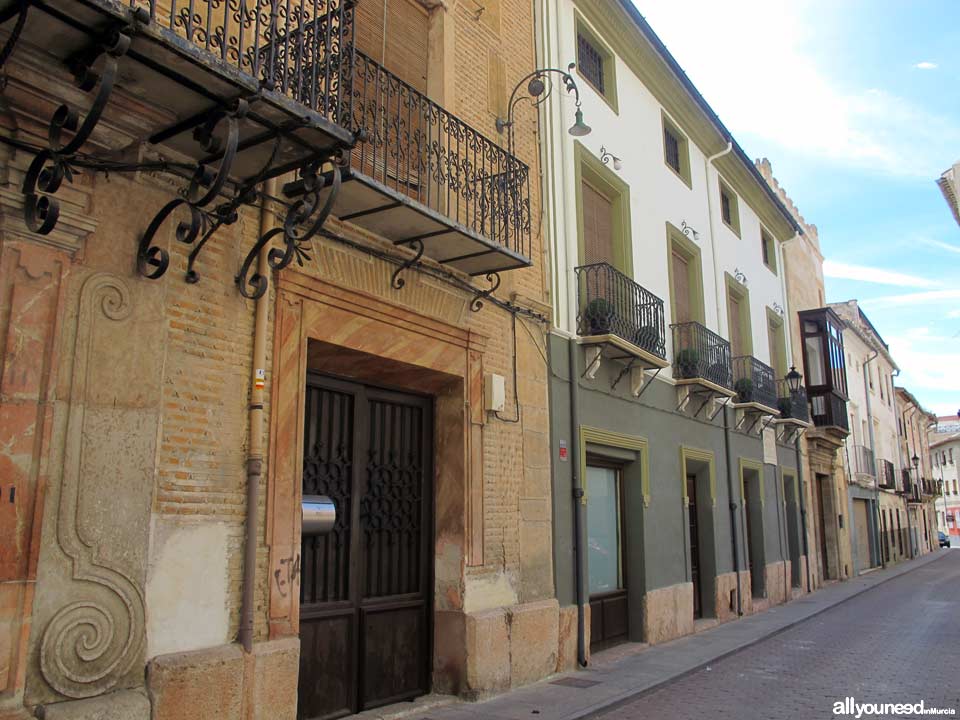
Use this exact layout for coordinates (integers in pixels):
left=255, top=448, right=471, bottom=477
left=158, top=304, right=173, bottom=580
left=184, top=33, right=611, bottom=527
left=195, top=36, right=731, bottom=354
left=672, top=250, right=691, bottom=324
left=354, top=0, right=428, bottom=93
left=728, top=294, right=744, bottom=357
left=582, top=180, right=614, bottom=266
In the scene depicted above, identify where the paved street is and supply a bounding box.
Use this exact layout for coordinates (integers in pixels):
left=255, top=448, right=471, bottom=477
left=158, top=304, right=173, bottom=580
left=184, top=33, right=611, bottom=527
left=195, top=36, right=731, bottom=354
left=599, top=551, right=960, bottom=720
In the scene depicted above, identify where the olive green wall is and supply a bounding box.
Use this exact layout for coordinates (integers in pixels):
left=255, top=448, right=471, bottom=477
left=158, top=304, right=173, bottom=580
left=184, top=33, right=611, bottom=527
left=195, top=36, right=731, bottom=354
left=549, top=333, right=798, bottom=629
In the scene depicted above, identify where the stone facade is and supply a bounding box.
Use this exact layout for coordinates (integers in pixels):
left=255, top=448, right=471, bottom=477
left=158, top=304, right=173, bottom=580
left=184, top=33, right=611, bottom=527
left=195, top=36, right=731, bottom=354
left=0, top=0, right=561, bottom=717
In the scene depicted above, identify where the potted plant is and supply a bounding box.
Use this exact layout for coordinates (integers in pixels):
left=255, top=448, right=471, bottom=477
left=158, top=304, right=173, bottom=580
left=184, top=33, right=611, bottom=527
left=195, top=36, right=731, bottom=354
left=675, top=348, right=700, bottom=379
left=734, top=377, right=754, bottom=403
left=585, top=298, right=612, bottom=335
left=777, top=396, right=793, bottom=417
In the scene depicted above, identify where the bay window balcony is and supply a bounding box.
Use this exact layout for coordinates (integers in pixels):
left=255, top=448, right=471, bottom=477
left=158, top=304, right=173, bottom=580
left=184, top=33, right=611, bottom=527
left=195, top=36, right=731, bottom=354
left=798, top=308, right=850, bottom=436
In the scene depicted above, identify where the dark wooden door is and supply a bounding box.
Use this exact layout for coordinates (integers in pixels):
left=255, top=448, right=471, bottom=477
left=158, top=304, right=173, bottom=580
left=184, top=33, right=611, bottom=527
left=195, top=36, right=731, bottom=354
left=586, top=464, right=628, bottom=652
left=686, top=474, right=702, bottom=619
left=814, top=475, right=828, bottom=577
left=298, top=375, right=432, bottom=720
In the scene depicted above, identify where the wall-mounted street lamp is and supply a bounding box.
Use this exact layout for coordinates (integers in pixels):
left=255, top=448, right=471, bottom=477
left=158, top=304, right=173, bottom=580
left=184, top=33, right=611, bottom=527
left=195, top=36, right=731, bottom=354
left=785, top=366, right=803, bottom=396
left=496, top=63, right=590, bottom=156
left=600, top=146, right=622, bottom=171
left=912, top=453, right=920, bottom=471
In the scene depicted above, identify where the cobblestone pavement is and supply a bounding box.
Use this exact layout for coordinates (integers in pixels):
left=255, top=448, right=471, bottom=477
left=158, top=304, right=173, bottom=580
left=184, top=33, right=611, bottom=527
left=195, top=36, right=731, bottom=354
left=599, top=552, right=960, bottom=720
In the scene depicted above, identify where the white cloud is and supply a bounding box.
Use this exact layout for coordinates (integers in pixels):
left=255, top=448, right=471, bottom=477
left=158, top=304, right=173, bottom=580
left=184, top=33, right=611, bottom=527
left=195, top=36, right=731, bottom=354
left=822, top=260, right=940, bottom=288
left=637, top=1, right=960, bottom=178
left=888, top=334, right=960, bottom=401
left=916, top=236, right=960, bottom=255
left=866, top=289, right=960, bottom=308
left=948, top=309, right=960, bottom=319
left=914, top=61, right=938, bottom=70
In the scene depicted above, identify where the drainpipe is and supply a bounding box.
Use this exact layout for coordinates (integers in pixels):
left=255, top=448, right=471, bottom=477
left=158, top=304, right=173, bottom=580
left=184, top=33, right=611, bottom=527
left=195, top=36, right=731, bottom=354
left=704, top=142, right=733, bottom=327
left=721, top=404, right=743, bottom=615
left=568, top=338, right=587, bottom=666
left=891, top=369, right=913, bottom=558
left=794, top=436, right=812, bottom=593
left=863, top=349, right=884, bottom=569
left=239, top=177, right=278, bottom=653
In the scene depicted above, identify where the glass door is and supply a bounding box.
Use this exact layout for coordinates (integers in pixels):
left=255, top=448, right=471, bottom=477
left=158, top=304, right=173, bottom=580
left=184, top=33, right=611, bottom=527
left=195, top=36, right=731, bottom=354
left=587, top=464, right=628, bottom=651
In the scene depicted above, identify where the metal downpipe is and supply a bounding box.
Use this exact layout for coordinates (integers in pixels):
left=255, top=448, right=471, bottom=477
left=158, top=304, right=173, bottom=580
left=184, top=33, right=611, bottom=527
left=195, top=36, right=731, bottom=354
left=722, top=404, right=743, bottom=616
left=239, top=177, right=277, bottom=653
left=795, top=435, right=813, bottom=593
left=568, top=338, right=587, bottom=667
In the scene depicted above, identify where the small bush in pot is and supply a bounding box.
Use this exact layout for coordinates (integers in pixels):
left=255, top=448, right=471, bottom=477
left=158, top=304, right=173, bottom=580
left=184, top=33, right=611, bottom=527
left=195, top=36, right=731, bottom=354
left=734, top=377, right=754, bottom=402
left=584, top=298, right=612, bottom=335
left=675, top=348, right=700, bottom=379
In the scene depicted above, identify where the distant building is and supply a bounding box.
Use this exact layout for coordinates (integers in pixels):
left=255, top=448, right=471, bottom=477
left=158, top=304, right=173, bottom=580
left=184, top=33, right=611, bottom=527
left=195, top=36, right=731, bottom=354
left=894, top=387, right=938, bottom=555
left=937, top=160, right=960, bottom=227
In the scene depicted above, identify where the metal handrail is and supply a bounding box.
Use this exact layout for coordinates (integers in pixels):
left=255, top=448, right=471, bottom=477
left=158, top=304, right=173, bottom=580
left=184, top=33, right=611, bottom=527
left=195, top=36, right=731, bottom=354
left=776, top=382, right=810, bottom=423
left=350, top=50, right=531, bottom=258
left=732, top=355, right=777, bottom=410
left=574, top=263, right=666, bottom=360
left=670, top=321, right=733, bottom=390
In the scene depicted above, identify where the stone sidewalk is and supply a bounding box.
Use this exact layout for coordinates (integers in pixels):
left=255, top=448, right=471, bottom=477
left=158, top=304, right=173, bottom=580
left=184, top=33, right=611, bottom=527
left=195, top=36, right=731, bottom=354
left=379, top=551, right=952, bottom=720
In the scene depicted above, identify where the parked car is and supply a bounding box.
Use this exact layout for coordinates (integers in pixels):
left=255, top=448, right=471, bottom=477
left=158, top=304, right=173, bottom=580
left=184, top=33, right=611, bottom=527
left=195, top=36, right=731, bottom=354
left=940, top=531, right=951, bottom=548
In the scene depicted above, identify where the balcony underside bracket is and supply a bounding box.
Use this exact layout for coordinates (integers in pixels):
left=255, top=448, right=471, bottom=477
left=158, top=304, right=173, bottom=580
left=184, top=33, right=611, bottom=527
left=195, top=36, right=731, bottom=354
left=609, top=358, right=634, bottom=392
left=629, top=366, right=661, bottom=399
left=676, top=385, right=728, bottom=421
left=774, top=418, right=810, bottom=444
left=583, top=346, right=603, bottom=381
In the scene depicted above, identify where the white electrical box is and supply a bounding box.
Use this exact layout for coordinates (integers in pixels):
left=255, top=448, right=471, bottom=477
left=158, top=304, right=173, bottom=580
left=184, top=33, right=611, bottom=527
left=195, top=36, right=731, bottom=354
left=484, top=373, right=506, bottom=412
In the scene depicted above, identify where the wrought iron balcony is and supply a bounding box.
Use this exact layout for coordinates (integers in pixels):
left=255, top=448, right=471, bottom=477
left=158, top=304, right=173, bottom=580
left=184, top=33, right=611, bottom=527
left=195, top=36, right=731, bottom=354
left=574, top=263, right=666, bottom=361
left=879, top=459, right=897, bottom=490
left=671, top=322, right=733, bottom=392
left=731, top=356, right=778, bottom=412
left=776, top=382, right=810, bottom=423
left=299, top=49, right=532, bottom=277
left=808, top=389, right=849, bottom=433
left=853, top=444, right=875, bottom=477
left=2, top=0, right=531, bottom=301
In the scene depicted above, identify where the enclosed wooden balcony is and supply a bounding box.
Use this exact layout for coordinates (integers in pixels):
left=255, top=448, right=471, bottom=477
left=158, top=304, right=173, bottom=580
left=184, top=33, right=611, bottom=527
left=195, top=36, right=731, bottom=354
left=799, top=308, right=850, bottom=438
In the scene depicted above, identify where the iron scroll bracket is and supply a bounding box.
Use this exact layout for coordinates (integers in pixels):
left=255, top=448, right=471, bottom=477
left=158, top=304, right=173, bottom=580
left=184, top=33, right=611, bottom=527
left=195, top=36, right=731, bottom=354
left=20, top=16, right=146, bottom=236
left=470, top=272, right=501, bottom=312
left=390, top=239, right=425, bottom=290
left=236, top=160, right=343, bottom=300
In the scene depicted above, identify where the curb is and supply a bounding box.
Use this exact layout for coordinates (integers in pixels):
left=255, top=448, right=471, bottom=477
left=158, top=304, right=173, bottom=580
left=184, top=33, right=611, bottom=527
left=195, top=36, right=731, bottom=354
left=572, top=551, right=951, bottom=720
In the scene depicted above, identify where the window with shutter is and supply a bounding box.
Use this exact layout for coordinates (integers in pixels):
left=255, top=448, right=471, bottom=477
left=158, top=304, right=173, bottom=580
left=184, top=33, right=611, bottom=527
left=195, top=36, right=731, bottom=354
left=672, top=250, right=691, bottom=324
left=581, top=180, right=614, bottom=266
left=728, top=294, right=744, bottom=357
left=664, top=127, right=680, bottom=174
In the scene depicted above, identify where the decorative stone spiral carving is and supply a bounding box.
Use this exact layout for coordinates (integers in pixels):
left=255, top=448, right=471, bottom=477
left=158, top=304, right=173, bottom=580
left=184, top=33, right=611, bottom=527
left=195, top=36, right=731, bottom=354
left=39, top=273, right=145, bottom=699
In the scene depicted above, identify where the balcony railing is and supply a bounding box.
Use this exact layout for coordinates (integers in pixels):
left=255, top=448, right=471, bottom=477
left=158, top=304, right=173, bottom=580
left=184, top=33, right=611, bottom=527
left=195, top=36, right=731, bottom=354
left=574, top=263, right=666, bottom=360
left=776, top=383, right=810, bottom=423
left=808, top=389, right=849, bottom=432
left=148, top=0, right=356, bottom=121
left=731, top=356, right=778, bottom=410
left=853, top=444, right=875, bottom=477
left=346, top=50, right=532, bottom=266
left=879, top=459, right=897, bottom=489
left=671, top=322, right=733, bottom=391
left=901, top=469, right=913, bottom=496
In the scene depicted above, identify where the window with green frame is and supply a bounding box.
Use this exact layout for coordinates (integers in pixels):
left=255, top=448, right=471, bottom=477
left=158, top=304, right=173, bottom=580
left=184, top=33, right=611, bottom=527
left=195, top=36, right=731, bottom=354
left=574, top=13, right=618, bottom=113
left=575, top=142, right=632, bottom=274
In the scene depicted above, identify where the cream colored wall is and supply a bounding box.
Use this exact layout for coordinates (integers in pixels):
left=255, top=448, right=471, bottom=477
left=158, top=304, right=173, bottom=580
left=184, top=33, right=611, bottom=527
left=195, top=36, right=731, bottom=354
left=545, top=0, right=790, bottom=375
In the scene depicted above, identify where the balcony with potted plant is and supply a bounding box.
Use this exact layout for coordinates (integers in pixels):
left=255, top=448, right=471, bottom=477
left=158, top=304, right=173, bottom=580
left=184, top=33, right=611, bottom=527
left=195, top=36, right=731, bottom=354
left=730, top=355, right=780, bottom=433
left=574, top=262, right=668, bottom=397
left=670, top=321, right=735, bottom=419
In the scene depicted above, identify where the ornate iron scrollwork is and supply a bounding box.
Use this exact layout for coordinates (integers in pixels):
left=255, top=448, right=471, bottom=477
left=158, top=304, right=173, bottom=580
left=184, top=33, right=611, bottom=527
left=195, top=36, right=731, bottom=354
left=470, top=272, right=501, bottom=312
left=0, top=0, right=30, bottom=71
left=137, top=98, right=249, bottom=280
left=235, top=161, right=342, bottom=300
left=21, top=19, right=145, bottom=235
left=390, top=240, right=425, bottom=290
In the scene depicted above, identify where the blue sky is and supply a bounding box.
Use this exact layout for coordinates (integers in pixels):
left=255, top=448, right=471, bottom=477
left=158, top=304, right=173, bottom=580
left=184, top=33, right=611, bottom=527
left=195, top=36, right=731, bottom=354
left=636, top=0, right=960, bottom=416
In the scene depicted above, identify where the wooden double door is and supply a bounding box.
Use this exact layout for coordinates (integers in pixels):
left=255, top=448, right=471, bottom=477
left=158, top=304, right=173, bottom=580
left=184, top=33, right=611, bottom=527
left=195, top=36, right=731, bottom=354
left=298, top=375, right=433, bottom=720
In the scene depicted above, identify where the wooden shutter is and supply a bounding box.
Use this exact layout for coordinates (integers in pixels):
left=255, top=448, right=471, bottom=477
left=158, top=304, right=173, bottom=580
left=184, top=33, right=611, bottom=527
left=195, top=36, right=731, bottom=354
left=728, top=294, right=744, bottom=357
left=354, top=0, right=428, bottom=92
left=582, top=181, right=614, bottom=266
left=671, top=250, right=691, bottom=324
